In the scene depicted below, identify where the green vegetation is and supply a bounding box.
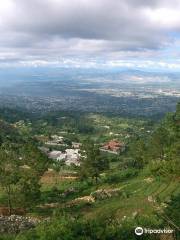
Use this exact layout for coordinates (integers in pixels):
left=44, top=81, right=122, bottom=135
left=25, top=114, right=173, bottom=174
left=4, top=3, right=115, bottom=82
left=0, top=103, right=179, bottom=239
left=79, top=139, right=109, bottom=183
left=0, top=142, right=49, bottom=213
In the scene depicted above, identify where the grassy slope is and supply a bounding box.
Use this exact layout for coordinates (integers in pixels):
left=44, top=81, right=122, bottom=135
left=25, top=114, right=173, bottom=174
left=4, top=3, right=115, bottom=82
left=38, top=166, right=180, bottom=225
left=82, top=176, right=179, bottom=222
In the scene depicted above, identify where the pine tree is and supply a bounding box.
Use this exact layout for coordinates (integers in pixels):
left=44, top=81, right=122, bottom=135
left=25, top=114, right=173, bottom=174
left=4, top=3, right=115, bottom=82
left=80, top=139, right=109, bottom=184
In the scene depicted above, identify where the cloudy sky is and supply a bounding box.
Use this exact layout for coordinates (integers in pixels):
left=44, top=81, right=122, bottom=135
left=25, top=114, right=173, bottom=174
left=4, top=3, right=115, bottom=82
left=1, top=0, right=180, bottom=70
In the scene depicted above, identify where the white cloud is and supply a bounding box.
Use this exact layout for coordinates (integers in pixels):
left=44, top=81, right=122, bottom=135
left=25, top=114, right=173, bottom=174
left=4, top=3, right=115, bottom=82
left=145, top=7, right=180, bottom=28
left=0, top=0, right=180, bottom=67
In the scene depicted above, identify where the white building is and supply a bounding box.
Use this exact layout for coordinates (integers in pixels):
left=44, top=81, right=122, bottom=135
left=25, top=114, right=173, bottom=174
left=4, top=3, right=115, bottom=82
left=65, top=149, right=80, bottom=166
left=51, top=149, right=81, bottom=166
left=48, top=151, right=62, bottom=159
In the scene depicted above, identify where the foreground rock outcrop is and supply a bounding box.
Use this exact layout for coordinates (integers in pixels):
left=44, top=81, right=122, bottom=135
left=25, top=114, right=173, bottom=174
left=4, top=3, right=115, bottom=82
left=0, top=215, right=41, bottom=234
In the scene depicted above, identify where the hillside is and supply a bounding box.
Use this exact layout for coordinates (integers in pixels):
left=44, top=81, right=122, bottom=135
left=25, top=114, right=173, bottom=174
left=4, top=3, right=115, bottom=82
left=0, top=103, right=179, bottom=239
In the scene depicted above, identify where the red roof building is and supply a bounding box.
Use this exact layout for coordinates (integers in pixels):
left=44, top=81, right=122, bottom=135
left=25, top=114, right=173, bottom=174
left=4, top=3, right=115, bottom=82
left=102, top=140, right=124, bottom=153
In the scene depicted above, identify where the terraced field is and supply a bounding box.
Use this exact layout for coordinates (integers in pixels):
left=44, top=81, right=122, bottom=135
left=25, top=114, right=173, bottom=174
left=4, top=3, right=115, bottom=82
left=37, top=167, right=180, bottom=229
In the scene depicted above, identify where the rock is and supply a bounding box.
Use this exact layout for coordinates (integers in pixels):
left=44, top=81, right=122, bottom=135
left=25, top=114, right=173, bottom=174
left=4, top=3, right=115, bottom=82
left=68, top=195, right=95, bottom=207
left=90, top=188, right=123, bottom=200
left=144, top=177, right=154, bottom=183
left=147, top=196, right=156, bottom=202
left=132, top=211, right=138, bottom=218
left=0, top=215, right=41, bottom=234
left=38, top=202, right=59, bottom=209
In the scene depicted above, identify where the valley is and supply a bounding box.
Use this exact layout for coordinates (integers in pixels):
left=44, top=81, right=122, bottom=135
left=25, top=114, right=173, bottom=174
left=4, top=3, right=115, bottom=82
left=0, top=101, right=179, bottom=239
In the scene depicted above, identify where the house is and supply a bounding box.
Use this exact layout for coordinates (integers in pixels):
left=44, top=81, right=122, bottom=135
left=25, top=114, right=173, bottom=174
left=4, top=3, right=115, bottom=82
left=100, top=140, right=125, bottom=154
left=46, top=141, right=81, bottom=166
left=65, top=149, right=80, bottom=166
left=48, top=150, right=62, bottom=159
left=51, top=135, right=64, bottom=141
left=45, top=135, right=65, bottom=146
left=72, top=142, right=81, bottom=149
left=56, top=152, right=67, bottom=161
left=54, top=149, right=81, bottom=166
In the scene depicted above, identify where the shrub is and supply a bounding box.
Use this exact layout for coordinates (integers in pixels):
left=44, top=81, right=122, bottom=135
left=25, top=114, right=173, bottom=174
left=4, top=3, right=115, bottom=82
left=104, top=169, right=138, bottom=184
left=14, top=215, right=161, bottom=240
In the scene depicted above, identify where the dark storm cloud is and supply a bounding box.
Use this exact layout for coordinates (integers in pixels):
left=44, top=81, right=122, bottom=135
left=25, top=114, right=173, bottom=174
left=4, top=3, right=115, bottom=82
left=0, top=0, right=180, bottom=66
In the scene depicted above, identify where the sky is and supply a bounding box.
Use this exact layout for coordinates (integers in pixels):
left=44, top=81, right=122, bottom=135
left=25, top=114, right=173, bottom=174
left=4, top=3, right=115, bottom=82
left=1, top=0, right=180, bottom=70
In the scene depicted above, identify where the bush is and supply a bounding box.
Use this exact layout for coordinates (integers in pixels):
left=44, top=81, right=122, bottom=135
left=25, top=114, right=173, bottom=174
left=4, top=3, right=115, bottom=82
left=14, top=214, right=161, bottom=240
left=0, top=235, right=16, bottom=240
left=164, top=193, right=180, bottom=239
left=104, top=169, right=138, bottom=184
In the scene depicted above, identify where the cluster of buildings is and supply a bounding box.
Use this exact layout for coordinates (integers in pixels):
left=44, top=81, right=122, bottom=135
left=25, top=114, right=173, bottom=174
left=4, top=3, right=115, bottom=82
left=45, top=135, right=67, bottom=146
left=40, top=135, right=81, bottom=166
left=40, top=134, right=125, bottom=166
left=48, top=148, right=80, bottom=166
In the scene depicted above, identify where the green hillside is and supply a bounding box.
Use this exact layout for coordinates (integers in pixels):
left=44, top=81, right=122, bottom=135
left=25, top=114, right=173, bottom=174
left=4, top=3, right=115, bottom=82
left=0, top=103, right=179, bottom=240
